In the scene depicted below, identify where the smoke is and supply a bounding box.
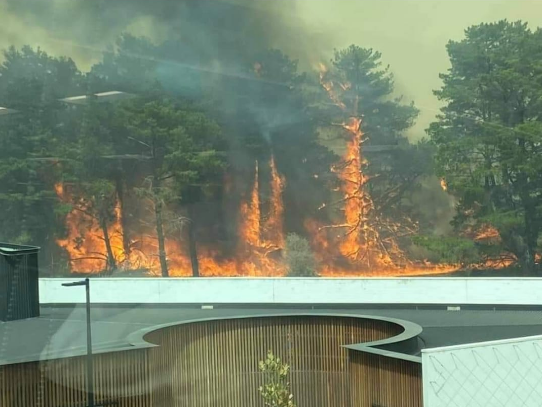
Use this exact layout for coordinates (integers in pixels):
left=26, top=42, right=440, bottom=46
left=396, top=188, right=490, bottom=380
left=4, top=0, right=541, bottom=239
left=294, top=0, right=542, bottom=140
left=4, top=0, right=542, bottom=140
left=0, top=0, right=306, bottom=70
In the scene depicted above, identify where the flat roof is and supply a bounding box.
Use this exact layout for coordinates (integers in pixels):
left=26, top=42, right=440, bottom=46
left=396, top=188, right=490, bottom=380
left=0, top=107, right=17, bottom=116
left=1, top=306, right=541, bottom=366
left=0, top=242, right=40, bottom=255
left=60, top=91, right=134, bottom=105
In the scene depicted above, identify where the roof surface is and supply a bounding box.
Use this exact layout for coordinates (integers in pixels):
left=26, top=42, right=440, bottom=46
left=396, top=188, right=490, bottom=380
left=1, top=305, right=541, bottom=366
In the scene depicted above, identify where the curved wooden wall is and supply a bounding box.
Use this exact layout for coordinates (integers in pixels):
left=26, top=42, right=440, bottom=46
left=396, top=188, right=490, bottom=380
left=145, top=316, right=403, bottom=407
left=0, top=315, right=421, bottom=407
left=0, top=349, right=150, bottom=407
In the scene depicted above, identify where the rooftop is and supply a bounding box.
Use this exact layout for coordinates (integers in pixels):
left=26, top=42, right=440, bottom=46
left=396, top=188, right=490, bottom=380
left=1, top=305, right=541, bottom=366
left=59, top=91, right=134, bottom=105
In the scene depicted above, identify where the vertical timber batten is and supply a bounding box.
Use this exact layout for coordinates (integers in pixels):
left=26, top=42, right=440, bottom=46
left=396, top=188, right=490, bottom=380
left=0, top=315, right=421, bottom=407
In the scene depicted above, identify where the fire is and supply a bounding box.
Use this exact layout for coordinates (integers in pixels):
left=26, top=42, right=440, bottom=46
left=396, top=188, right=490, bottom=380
left=53, top=62, right=514, bottom=277
left=337, top=118, right=374, bottom=261
left=265, top=155, right=285, bottom=248
left=474, top=224, right=500, bottom=241
left=316, top=64, right=399, bottom=269
left=309, top=62, right=462, bottom=275
left=238, top=157, right=286, bottom=252
left=471, top=224, right=516, bottom=269
left=440, top=178, right=448, bottom=191
left=234, top=157, right=286, bottom=275
left=55, top=156, right=287, bottom=276
left=55, top=183, right=126, bottom=273
left=239, top=161, right=261, bottom=247
left=318, top=63, right=346, bottom=110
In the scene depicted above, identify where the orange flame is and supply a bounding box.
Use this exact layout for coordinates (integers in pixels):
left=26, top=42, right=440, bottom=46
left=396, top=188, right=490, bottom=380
left=56, top=156, right=287, bottom=276
left=54, top=60, right=510, bottom=277
left=265, top=155, right=285, bottom=248
left=440, top=178, right=448, bottom=191
left=474, top=224, right=500, bottom=241
left=317, top=64, right=398, bottom=268
left=239, top=161, right=261, bottom=247
left=318, top=63, right=346, bottom=110
left=55, top=183, right=126, bottom=273
left=309, top=61, right=463, bottom=275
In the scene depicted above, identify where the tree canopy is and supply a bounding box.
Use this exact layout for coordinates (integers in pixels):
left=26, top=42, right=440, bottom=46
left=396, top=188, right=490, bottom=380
left=429, top=20, right=542, bottom=274
left=0, top=32, right=459, bottom=276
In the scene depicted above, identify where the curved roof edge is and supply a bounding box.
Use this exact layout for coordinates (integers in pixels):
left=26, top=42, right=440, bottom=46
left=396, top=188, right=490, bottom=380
left=127, top=312, right=423, bottom=363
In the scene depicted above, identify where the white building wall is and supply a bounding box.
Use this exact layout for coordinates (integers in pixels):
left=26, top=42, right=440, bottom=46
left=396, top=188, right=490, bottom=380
left=422, top=335, right=542, bottom=407
left=39, top=277, right=542, bottom=305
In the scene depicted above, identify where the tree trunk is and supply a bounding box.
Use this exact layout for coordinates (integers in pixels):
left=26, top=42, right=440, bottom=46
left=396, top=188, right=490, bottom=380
left=187, top=215, right=199, bottom=277
left=151, top=135, right=169, bottom=277
left=115, top=176, right=131, bottom=257
left=522, top=203, right=539, bottom=276
left=99, top=217, right=117, bottom=272
left=154, top=199, right=169, bottom=277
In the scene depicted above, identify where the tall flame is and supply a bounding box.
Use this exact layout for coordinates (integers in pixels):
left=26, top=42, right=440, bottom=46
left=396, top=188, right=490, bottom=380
left=318, top=63, right=346, bottom=110
left=338, top=117, right=366, bottom=259
left=317, top=64, right=396, bottom=268
left=239, top=161, right=261, bottom=247
left=310, top=63, right=461, bottom=275
left=336, top=117, right=394, bottom=267
left=265, top=155, right=285, bottom=248
left=55, top=156, right=287, bottom=277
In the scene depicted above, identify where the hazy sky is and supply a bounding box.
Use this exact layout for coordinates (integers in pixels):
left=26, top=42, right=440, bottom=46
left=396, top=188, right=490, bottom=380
left=293, top=0, right=542, bottom=138
left=2, top=0, right=542, bottom=139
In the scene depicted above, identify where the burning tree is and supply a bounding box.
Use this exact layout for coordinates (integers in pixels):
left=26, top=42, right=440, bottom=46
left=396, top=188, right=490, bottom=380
left=55, top=97, right=124, bottom=273
left=55, top=180, right=123, bottom=272
left=108, top=98, right=226, bottom=277
left=1, top=39, right=462, bottom=277
left=313, top=45, right=422, bottom=272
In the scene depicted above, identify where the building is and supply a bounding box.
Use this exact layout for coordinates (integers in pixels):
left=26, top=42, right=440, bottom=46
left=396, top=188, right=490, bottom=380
left=1, top=278, right=542, bottom=407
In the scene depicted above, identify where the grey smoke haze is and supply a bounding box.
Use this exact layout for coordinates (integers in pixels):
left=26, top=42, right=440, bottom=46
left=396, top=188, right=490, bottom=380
left=2, top=0, right=542, bottom=138
left=0, top=0, right=301, bottom=69
left=294, top=0, right=542, bottom=139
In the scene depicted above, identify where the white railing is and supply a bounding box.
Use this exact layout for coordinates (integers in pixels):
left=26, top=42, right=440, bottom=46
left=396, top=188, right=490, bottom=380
left=39, top=277, right=542, bottom=305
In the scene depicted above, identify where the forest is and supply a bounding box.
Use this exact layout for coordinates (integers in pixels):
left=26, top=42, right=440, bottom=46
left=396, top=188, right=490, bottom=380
left=1, top=6, right=541, bottom=276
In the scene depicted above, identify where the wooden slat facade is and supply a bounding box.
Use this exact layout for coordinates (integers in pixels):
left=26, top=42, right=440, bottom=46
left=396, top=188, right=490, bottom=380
left=0, top=349, right=150, bottom=407
left=349, top=350, right=422, bottom=407
left=0, top=315, right=422, bottom=407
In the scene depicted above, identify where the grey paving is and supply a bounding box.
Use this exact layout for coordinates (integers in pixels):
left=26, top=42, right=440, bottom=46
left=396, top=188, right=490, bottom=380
left=1, top=305, right=541, bottom=365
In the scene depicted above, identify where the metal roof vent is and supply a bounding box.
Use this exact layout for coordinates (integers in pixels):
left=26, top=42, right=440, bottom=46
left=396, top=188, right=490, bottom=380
left=0, top=243, right=40, bottom=321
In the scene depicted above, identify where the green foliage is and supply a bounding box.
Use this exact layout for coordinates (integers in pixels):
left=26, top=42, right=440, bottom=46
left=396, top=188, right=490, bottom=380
left=0, top=43, right=229, bottom=275
left=0, top=46, right=83, bottom=265
left=412, top=235, right=481, bottom=266
left=330, top=44, right=419, bottom=144
left=0, top=30, right=467, bottom=275
left=429, top=20, right=542, bottom=273
left=258, top=351, right=296, bottom=407
left=284, top=233, right=318, bottom=277
left=115, top=97, right=226, bottom=202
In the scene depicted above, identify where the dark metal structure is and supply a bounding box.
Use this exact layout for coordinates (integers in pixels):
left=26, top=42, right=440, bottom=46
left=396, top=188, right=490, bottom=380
left=0, top=243, right=40, bottom=321
left=62, top=279, right=95, bottom=407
